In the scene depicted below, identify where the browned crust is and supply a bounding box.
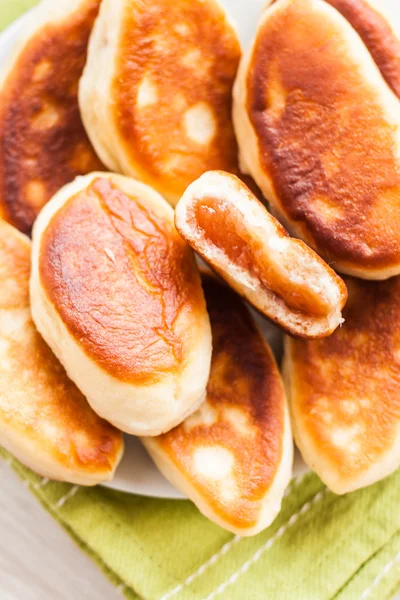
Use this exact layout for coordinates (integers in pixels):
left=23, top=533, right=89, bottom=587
left=154, top=275, right=286, bottom=529
left=247, top=0, right=400, bottom=272
left=0, top=220, right=122, bottom=475
left=39, top=177, right=205, bottom=384
left=289, top=275, right=400, bottom=482
left=114, top=0, right=241, bottom=199
left=0, top=0, right=104, bottom=235
left=325, top=0, right=400, bottom=98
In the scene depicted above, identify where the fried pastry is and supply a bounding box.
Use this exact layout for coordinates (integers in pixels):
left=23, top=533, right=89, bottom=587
left=0, top=0, right=104, bottom=235
left=144, top=275, right=293, bottom=536
left=284, top=276, right=400, bottom=494
left=234, top=0, right=400, bottom=279
left=264, top=0, right=400, bottom=97
left=79, top=0, right=241, bottom=205
left=175, top=170, right=347, bottom=338
left=324, top=0, right=400, bottom=97
left=30, top=172, right=212, bottom=436
left=0, top=220, right=123, bottom=485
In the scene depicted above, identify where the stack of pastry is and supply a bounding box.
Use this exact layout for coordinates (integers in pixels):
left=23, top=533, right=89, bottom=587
left=0, top=0, right=399, bottom=536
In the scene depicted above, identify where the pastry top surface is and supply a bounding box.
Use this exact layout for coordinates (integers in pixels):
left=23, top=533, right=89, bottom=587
left=113, top=0, right=241, bottom=199
left=246, top=0, right=400, bottom=273
left=0, top=219, right=122, bottom=477
left=153, top=275, right=286, bottom=529
left=287, top=274, right=400, bottom=482
left=0, top=0, right=104, bottom=234
left=324, top=0, right=400, bottom=97
left=39, top=176, right=205, bottom=384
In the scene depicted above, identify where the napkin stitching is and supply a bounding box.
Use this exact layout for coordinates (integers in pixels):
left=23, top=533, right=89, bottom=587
left=3, top=453, right=317, bottom=600
left=359, top=550, right=400, bottom=599
left=296, top=494, right=395, bottom=598
left=284, top=471, right=308, bottom=497
left=56, top=485, right=80, bottom=508
left=159, top=536, right=241, bottom=600
left=5, top=455, right=48, bottom=491
left=201, top=488, right=328, bottom=600
left=25, top=474, right=139, bottom=598
left=34, top=477, right=49, bottom=490
left=86, top=491, right=184, bottom=585
left=158, top=472, right=309, bottom=600
left=4, top=457, right=181, bottom=592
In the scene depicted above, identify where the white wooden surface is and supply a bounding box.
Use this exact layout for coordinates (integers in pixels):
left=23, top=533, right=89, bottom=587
left=0, top=462, right=118, bottom=600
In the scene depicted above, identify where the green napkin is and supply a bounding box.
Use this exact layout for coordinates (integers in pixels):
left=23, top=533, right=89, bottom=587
left=1, top=448, right=400, bottom=600
left=0, top=2, right=399, bottom=599
left=0, top=0, right=36, bottom=29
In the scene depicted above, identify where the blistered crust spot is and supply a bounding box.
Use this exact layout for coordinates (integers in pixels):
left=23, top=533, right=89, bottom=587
left=31, top=99, right=60, bottom=130
left=39, top=177, right=203, bottom=384
left=136, top=75, right=159, bottom=108
left=25, top=180, right=46, bottom=211
left=247, top=0, right=400, bottom=269
left=114, top=0, right=241, bottom=198
left=290, top=276, right=400, bottom=481
left=155, top=277, right=285, bottom=529
left=183, top=102, right=217, bottom=146
left=325, top=0, right=400, bottom=98
left=0, top=0, right=104, bottom=234
left=0, top=221, right=122, bottom=474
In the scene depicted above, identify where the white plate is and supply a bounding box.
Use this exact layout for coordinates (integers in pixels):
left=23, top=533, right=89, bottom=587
left=2, top=0, right=398, bottom=499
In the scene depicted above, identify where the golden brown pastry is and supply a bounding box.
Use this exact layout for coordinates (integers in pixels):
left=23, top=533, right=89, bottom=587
left=79, top=0, right=241, bottom=205
left=264, top=0, right=400, bottom=96
left=0, top=220, right=123, bottom=485
left=234, top=0, right=400, bottom=279
left=284, top=276, right=400, bottom=494
left=0, top=0, right=104, bottom=235
left=324, top=0, right=400, bottom=97
left=30, top=172, right=212, bottom=436
left=175, top=170, right=347, bottom=338
left=144, top=275, right=293, bottom=536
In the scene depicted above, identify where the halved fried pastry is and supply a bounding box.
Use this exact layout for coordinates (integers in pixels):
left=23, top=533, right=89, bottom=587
left=79, top=0, right=241, bottom=205
left=143, top=275, right=293, bottom=536
left=284, top=276, right=400, bottom=494
left=175, top=170, right=347, bottom=338
left=30, top=172, right=212, bottom=436
left=234, top=0, right=400, bottom=279
left=0, top=220, right=123, bottom=485
left=0, top=0, right=104, bottom=235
